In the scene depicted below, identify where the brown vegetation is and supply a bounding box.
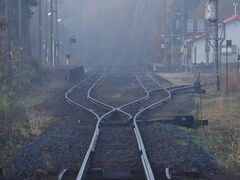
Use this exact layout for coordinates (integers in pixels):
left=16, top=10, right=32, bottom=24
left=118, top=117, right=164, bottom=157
left=192, top=70, right=240, bottom=172
left=0, top=69, right=68, bottom=167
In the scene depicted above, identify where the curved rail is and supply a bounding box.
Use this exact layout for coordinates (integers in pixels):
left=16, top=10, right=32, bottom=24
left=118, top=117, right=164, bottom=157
left=130, top=74, right=195, bottom=180
left=65, top=74, right=104, bottom=180
left=130, top=74, right=171, bottom=180
left=119, top=74, right=150, bottom=109
left=86, top=73, right=163, bottom=180
left=66, top=73, right=136, bottom=180
left=65, top=72, right=190, bottom=180
left=87, top=74, right=114, bottom=110
left=69, top=73, right=156, bottom=180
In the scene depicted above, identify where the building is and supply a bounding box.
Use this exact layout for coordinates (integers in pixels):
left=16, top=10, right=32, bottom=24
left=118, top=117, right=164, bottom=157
left=188, top=14, right=240, bottom=65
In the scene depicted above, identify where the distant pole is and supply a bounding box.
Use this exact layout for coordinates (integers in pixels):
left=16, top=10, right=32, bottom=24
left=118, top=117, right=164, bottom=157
left=219, top=40, right=222, bottom=86
left=45, top=0, right=49, bottom=65
left=55, top=0, right=59, bottom=66
left=18, top=0, right=23, bottom=65
left=194, top=46, right=197, bottom=81
left=206, top=0, right=220, bottom=95
left=225, top=40, right=232, bottom=94
left=233, top=3, right=238, bottom=14
left=237, top=55, right=240, bottom=80
left=205, top=0, right=220, bottom=95
left=164, top=0, right=167, bottom=64
left=5, top=0, right=13, bottom=93
left=226, top=44, right=228, bottom=94
left=39, top=0, right=42, bottom=61
left=214, top=0, right=221, bottom=96
left=50, top=0, right=54, bottom=67
left=170, top=14, right=174, bottom=65
left=205, top=21, right=210, bottom=64
left=181, top=0, right=186, bottom=70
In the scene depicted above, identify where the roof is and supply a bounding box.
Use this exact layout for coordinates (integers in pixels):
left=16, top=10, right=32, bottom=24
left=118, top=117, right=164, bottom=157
left=186, top=13, right=240, bottom=43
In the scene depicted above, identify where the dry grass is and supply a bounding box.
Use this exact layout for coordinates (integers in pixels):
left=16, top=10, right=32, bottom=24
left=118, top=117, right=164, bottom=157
left=192, top=71, right=240, bottom=172
left=158, top=71, right=240, bottom=172
left=27, top=110, right=55, bottom=136
left=0, top=70, right=68, bottom=166
left=159, top=72, right=193, bottom=85
left=20, top=87, right=56, bottom=136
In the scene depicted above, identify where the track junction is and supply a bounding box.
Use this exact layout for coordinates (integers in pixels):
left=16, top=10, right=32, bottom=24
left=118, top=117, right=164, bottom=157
left=64, top=69, right=193, bottom=180
left=3, top=68, right=222, bottom=180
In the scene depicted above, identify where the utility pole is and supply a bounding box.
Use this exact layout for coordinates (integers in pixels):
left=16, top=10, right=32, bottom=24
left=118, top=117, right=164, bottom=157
left=39, top=0, right=42, bottom=61
left=45, top=0, right=49, bottom=65
left=226, top=44, right=229, bottom=94
left=170, top=14, right=174, bottom=66
left=55, top=0, right=59, bottom=66
left=205, top=21, right=210, bottom=65
left=205, top=0, right=221, bottom=95
left=238, top=54, right=240, bottom=80
left=214, top=0, right=221, bottom=96
left=181, top=0, right=185, bottom=70
left=50, top=0, right=54, bottom=67
left=225, top=40, right=232, bottom=94
left=233, top=2, right=238, bottom=14
left=5, top=0, right=13, bottom=93
left=18, top=0, right=23, bottom=65
left=164, top=0, right=167, bottom=64
left=194, top=46, right=197, bottom=82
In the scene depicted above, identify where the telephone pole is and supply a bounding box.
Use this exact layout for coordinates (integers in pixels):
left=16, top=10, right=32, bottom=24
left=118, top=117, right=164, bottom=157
left=233, top=2, right=238, bottom=14
left=50, top=0, right=54, bottom=67
left=181, top=0, right=186, bottom=70
left=205, top=21, right=210, bottom=64
left=206, top=0, right=220, bottom=95
left=214, top=0, right=221, bottom=96
left=55, top=0, right=59, bottom=66
left=5, top=0, right=13, bottom=93
left=18, top=0, right=23, bottom=65
left=39, top=0, right=42, bottom=61
left=164, top=0, right=167, bottom=64
left=194, top=46, right=197, bottom=81
left=45, top=0, right=49, bottom=65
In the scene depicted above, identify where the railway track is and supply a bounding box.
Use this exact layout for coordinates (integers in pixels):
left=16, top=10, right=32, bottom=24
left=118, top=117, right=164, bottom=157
left=66, top=74, right=110, bottom=117
left=64, top=70, right=191, bottom=180
left=121, top=74, right=170, bottom=116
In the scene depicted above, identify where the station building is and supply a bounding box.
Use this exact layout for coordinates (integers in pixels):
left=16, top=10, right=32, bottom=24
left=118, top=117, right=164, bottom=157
left=188, top=14, right=240, bottom=65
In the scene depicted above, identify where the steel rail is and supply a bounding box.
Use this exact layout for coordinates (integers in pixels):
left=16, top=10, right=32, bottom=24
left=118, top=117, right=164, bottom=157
left=65, top=73, right=106, bottom=180
left=87, top=74, right=114, bottom=110
left=71, top=73, right=134, bottom=180
left=86, top=74, right=133, bottom=120
left=166, top=85, right=193, bottom=92
left=87, top=73, right=144, bottom=119
left=86, top=74, right=143, bottom=119
left=65, top=72, right=191, bottom=180
left=131, top=74, right=195, bottom=180
left=77, top=73, right=155, bottom=180
left=119, top=74, right=150, bottom=109
left=130, top=74, right=172, bottom=180
left=75, top=73, right=169, bottom=180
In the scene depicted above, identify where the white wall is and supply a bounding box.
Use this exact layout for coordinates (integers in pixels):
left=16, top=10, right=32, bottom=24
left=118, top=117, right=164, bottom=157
left=191, top=20, right=240, bottom=64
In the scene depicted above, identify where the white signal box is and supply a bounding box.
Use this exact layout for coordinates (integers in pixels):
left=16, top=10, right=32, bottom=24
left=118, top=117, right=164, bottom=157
left=205, top=0, right=217, bottom=22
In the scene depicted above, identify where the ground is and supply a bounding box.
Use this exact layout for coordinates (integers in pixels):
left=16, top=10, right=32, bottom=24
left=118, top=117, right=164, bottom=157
left=0, top=69, right=71, bottom=167
left=1, top=68, right=239, bottom=179
left=159, top=71, right=240, bottom=174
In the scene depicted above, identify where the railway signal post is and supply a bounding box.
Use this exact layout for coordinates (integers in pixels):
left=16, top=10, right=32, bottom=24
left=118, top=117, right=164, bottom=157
left=205, top=0, right=221, bottom=96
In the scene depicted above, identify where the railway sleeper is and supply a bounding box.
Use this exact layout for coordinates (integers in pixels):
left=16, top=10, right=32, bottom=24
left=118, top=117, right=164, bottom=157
left=86, top=168, right=147, bottom=180
left=99, top=121, right=133, bottom=127
left=138, top=115, right=208, bottom=128
left=151, top=166, right=202, bottom=180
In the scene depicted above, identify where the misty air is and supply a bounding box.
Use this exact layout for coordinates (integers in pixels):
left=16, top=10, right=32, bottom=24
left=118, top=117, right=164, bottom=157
left=0, top=0, right=240, bottom=179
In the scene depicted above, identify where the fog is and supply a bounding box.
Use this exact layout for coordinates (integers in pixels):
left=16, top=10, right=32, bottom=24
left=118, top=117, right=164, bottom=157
left=59, top=0, right=164, bottom=66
